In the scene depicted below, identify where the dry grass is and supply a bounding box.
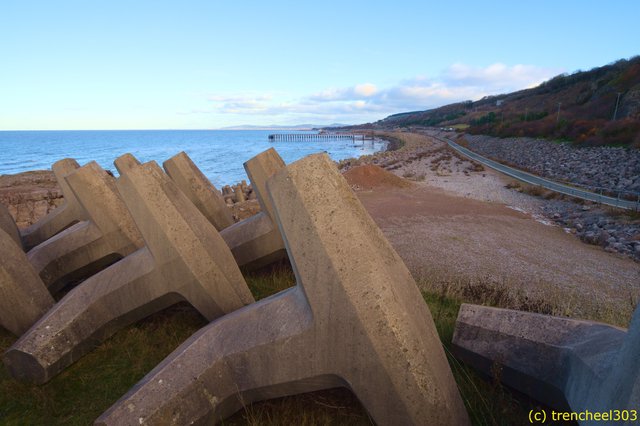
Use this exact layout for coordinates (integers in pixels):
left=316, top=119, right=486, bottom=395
left=505, top=181, right=521, bottom=190
left=416, top=273, right=636, bottom=327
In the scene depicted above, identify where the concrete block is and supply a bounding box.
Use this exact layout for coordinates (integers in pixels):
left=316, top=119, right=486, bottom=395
left=3, top=161, right=254, bottom=384
left=452, top=304, right=640, bottom=424
left=21, top=159, right=87, bottom=250
left=219, top=148, right=286, bottom=269
left=96, top=153, right=469, bottom=426
left=233, top=184, right=245, bottom=202
left=163, top=151, right=234, bottom=231
left=113, top=153, right=141, bottom=175
left=26, top=162, right=144, bottom=293
left=245, top=147, right=283, bottom=221
left=0, top=202, right=22, bottom=249
left=0, top=229, right=54, bottom=336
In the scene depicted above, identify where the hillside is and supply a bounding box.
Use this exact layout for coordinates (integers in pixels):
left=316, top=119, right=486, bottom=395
left=367, top=56, right=640, bottom=147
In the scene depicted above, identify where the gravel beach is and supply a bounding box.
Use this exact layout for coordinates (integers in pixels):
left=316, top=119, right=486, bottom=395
left=342, top=131, right=640, bottom=324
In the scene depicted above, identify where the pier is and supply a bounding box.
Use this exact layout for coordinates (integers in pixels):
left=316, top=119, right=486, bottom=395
left=268, top=133, right=373, bottom=142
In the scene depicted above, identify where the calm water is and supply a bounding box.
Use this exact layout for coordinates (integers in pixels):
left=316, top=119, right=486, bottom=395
left=0, top=130, right=385, bottom=187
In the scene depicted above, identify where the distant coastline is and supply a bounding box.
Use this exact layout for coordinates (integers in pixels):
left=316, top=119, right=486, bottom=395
left=217, top=123, right=350, bottom=131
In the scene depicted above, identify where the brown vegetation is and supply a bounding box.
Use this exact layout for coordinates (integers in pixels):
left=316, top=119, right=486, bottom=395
left=374, top=56, right=640, bottom=147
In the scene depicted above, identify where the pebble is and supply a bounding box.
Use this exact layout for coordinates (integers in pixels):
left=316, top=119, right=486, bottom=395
left=459, top=134, right=639, bottom=261
left=542, top=199, right=640, bottom=261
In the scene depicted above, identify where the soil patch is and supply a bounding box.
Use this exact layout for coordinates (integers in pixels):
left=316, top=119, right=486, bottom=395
left=357, top=185, right=640, bottom=323
left=343, top=164, right=412, bottom=191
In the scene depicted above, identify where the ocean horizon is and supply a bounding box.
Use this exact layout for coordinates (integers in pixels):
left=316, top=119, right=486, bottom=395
left=0, top=130, right=385, bottom=187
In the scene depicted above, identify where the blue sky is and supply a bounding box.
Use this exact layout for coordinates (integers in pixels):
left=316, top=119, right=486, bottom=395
left=1, top=1, right=639, bottom=130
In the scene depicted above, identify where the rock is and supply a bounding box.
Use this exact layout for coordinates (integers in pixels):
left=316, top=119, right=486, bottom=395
left=464, top=134, right=640, bottom=195
left=597, top=230, right=611, bottom=246
left=583, top=231, right=599, bottom=245
left=0, top=170, right=64, bottom=229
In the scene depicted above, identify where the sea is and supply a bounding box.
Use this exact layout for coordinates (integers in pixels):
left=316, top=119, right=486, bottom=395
left=0, top=130, right=386, bottom=187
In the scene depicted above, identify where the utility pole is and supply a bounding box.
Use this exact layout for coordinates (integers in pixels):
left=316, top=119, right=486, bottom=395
left=613, top=92, right=622, bottom=121
left=556, top=102, right=562, bottom=124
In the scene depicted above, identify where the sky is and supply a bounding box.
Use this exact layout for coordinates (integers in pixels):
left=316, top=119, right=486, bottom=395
left=1, top=1, right=639, bottom=130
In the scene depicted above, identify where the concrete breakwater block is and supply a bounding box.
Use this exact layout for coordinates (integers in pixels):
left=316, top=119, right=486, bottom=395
left=113, top=153, right=140, bottom=175
left=163, top=151, right=234, bottom=231
left=20, top=159, right=87, bottom=251
left=117, top=149, right=285, bottom=269
left=26, top=162, right=144, bottom=293
left=219, top=148, right=287, bottom=269
left=0, top=229, right=55, bottom=336
left=3, top=161, right=254, bottom=384
left=0, top=202, right=22, bottom=249
left=96, top=154, right=469, bottom=426
left=452, top=304, right=640, bottom=422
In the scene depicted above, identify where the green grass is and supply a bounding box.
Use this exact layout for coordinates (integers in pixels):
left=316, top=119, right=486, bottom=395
left=0, top=306, right=207, bottom=425
left=1, top=265, right=574, bottom=425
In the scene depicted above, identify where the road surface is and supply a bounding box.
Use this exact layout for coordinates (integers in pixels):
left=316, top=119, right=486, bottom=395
left=436, top=135, right=640, bottom=211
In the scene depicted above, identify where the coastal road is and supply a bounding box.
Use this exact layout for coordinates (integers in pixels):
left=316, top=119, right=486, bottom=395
left=435, top=135, right=640, bottom=211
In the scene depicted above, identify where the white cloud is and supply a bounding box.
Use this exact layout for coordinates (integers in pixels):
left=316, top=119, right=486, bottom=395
left=206, top=63, right=562, bottom=123
left=353, top=83, right=378, bottom=97
left=443, top=63, right=554, bottom=91
left=307, top=82, right=378, bottom=102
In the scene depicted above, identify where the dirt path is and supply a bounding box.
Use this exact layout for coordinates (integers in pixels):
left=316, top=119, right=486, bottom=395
left=357, top=184, right=640, bottom=321
left=342, top=132, right=640, bottom=324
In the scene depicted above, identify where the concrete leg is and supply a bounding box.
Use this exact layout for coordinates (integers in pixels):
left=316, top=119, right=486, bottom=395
left=0, top=229, right=54, bottom=336
left=26, top=162, right=143, bottom=293
left=3, top=161, right=254, bottom=384
left=20, top=159, right=86, bottom=250
left=220, top=148, right=286, bottom=269
left=114, top=153, right=141, bottom=175
left=96, top=153, right=469, bottom=426
left=0, top=202, right=22, bottom=249
left=163, top=151, right=234, bottom=231
left=27, top=221, right=114, bottom=293
left=452, top=304, right=640, bottom=424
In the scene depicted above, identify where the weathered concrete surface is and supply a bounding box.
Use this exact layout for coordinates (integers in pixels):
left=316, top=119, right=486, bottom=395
left=452, top=304, right=640, bottom=424
left=220, top=148, right=286, bottom=269
left=163, top=151, right=234, bottom=231
left=96, top=153, right=469, bottom=426
left=3, top=161, right=254, bottom=384
left=26, top=162, right=144, bottom=293
left=245, top=148, right=282, bottom=221
left=20, top=159, right=86, bottom=250
left=0, top=229, right=54, bottom=336
left=113, top=153, right=141, bottom=175
left=0, top=202, right=22, bottom=249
